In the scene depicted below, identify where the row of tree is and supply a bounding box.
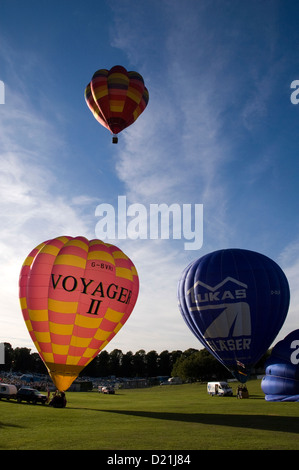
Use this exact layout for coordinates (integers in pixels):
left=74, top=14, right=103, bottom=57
left=1, top=343, right=269, bottom=382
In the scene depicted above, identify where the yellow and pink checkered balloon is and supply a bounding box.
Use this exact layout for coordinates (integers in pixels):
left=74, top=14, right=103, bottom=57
left=19, top=236, right=139, bottom=391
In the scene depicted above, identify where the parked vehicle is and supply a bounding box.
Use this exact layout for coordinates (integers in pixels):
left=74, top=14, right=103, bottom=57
left=16, top=387, right=47, bottom=404
left=207, top=381, right=233, bottom=396
left=101, top=386, right=115, bottom=394
left=168, top=377, right=182, bottom=385
left=0, top=383, right=17, bottom=400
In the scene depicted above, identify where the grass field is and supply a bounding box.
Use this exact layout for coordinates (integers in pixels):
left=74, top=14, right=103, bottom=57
left=0, top=379, right=299, bottom=450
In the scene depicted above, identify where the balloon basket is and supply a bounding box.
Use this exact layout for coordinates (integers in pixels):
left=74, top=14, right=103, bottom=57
left=112, top=135, right=118, bottom=144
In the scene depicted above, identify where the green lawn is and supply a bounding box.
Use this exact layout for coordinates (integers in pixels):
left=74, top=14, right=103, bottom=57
left=0, top=379, right=299, bottom=450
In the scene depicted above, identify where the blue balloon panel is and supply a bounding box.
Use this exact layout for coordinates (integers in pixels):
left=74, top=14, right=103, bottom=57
left=265, top=362, right=299, bottom=380
left=261, top=375, right=299, bottom=395
left=264, top=394, right=299, bottom=402
left=261, top=329, right=299, bottom=401
left=178, top=249, right=290, bottom=382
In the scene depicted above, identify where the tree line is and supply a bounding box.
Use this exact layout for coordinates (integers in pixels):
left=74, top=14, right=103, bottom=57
left=1, top=343, right=269, bottom=382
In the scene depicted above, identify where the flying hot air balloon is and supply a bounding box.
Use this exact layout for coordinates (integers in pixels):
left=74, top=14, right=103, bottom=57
left=19, top=236, right=139, bottom=391
left=84, top=65, right=149, bottom=143
left=177, top=248, right=290, bottom=382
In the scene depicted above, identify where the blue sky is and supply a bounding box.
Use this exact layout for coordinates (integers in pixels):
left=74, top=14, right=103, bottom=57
left=0, top=0, right=299, bottom=354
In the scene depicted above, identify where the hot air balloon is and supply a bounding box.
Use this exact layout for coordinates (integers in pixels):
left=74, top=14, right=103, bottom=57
left=84, top=65, right=149, bottom=143
left=19, top=236, right=139, bottom=391
left=261, top=330, right=299, bottom=401
left=177, top=248, right=290, bottom=382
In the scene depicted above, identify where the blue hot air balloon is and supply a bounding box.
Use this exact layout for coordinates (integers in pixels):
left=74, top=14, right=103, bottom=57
left=261, top=330, right=299, bottom=401
left=177, top=249, right=290, bottom=382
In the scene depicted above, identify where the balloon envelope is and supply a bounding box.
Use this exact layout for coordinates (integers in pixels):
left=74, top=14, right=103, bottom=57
left=19, top=236, right=139, bottom=391
left=177, top=248, right=290, bottom=382
left=84, top=65, right=149, bottom=140
left=261, top=330, right=299, bottom=401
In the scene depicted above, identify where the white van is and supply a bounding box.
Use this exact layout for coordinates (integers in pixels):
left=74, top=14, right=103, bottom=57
left=207, top=381, right=233, bottom=396
left=0, top=383, right=17, bottom=400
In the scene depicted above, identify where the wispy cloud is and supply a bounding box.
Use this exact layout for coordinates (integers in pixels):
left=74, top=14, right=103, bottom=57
left=110, top=2, right=237, bottom=254
left=0, top=81, right=96, bottom=348
left=99, top=2, right=241, bottom=351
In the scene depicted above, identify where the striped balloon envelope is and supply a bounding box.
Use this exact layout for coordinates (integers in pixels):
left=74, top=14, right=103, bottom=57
left=19, top=236, right=139, bottom=391
left=84, top=65, right=149, bottom=142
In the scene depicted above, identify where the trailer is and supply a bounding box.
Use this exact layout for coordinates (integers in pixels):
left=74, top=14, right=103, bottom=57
left=0, top=383, right=17, bottom=400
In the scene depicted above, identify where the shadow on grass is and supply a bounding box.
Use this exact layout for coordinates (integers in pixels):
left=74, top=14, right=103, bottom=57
left=98, top=409, right=299, bottom=434
left=0, top=421, right=24, bottom=429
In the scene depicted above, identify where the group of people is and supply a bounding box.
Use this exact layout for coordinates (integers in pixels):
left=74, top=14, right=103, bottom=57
left=48, top=390, right=67, bottom=408
left=236, top=384, right=249, bottom=398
